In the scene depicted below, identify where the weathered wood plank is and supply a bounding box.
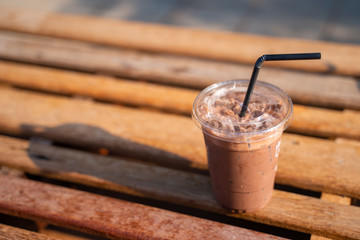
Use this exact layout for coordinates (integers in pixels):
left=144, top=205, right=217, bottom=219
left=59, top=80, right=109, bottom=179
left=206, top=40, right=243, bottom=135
left=0, top=135, right=211, bottom=208
left=310, top=193, right=352, bottom=240
left=290, top=107, right=360, bottom=139
left=0, top=224, right=57, bottom=240
left=0, top=60, right=359, bottom=140
left=40, top=226, right=105, bottom=240
left=0, top=60, right=197, bottom=115
left=335, top=138, right=360, bottom=147
left=0, top=86, right=207, bottom=172
left=0, top=7, right=359, bottom=76
left=276, top=134, right=360, bottom=198
left=0, top=175, right=284, bottom=240
left=0, top=86, right=359, bottom=199
left=0, top=31, right=359, bottom=110
left=318, top=193, right=352, bottom=205
left=0, top=136, right=359, bottom=239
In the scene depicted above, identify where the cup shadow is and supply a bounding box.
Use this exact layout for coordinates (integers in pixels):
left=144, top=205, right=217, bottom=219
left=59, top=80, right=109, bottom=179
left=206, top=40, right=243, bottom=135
left=21, top=123, right=205, bottom=173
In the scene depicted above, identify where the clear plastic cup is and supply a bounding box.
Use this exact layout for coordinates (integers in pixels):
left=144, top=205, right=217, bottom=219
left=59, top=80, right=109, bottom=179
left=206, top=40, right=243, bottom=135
left=192, top=80, right=293, bottom=212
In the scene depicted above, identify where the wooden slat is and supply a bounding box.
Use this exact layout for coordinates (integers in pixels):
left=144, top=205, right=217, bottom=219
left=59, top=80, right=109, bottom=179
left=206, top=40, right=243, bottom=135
left=336, top=138, right=360, bottom=147
left=0, top=224, right=57, bottom=240
left=290, top=106, right=360, bottom=139
left=0, top=60, right=197, bottom=115
left=0, top=7, right=359, bottom=77
left=0, top=136, right=359, bottom=239
left=0, top=87, right=359, bottom=199
left=0, top=175, right=283, bottom=240
left=0, top=31, right=359, bottom=110
left=0, top=60, right=359, bottom=140
left=0, top=86, right=207, bottom=172
left=318, top=193, right=352, bottom=205
left=39, top=227, right=103, bottom=240
left=310, top=193, right=352, bottom=240
left=276, top=134, right=360, bottom=198
left=0, top=135, right=210, bottom=209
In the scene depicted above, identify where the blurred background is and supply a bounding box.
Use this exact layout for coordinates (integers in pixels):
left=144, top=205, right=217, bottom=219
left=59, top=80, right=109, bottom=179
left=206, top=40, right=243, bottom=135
left=1, top=0, right=359, bottom=44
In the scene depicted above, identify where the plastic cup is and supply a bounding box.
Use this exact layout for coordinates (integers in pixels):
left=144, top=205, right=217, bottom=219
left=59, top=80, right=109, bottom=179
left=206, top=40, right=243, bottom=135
left=192, top=80, right=293, bottom=212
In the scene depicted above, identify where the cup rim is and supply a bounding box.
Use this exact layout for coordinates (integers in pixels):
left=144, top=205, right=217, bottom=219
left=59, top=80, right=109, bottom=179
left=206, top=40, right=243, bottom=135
left=192, top=79, right=293, bottom=143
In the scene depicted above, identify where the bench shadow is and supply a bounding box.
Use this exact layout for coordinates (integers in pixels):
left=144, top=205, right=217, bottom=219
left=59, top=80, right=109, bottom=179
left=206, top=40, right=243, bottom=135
left=21, top=123, right=205, bottom=175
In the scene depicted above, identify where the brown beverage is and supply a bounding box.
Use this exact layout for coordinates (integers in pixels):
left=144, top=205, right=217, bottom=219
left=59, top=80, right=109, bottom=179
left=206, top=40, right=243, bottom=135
left=192, top=80, right=293, bottom=212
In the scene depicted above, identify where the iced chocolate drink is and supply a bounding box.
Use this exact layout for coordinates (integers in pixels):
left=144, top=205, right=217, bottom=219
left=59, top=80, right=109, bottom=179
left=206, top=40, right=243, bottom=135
left=192, top=80, right=293, bottom=212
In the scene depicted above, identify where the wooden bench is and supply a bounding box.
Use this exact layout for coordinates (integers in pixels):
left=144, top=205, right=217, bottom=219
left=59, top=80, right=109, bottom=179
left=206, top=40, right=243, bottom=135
left=0, top=7, right=359, bottom=240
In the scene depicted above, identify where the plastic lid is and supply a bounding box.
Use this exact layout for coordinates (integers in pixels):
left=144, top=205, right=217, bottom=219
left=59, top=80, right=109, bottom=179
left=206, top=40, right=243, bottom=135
left=192, top=80, right=293, bottom=142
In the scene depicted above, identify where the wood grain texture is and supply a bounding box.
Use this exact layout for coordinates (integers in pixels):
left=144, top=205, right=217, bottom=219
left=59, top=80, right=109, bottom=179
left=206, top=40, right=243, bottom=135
left=0, top=175, right=283, bottom=240
left=0, top=60, right=359, bottom=140
left=0, top=136, right=359, bottom=239
left=310, top=193, right=352, bottom=240
left=39, top=227, right=105, bottom=240
left=276, top=134, right=360, bottom=198
left=0, top=86, right=207, bottom=172
left=335, top=138, right=360, bottom=147
left=0, top=60, right=197, bottom=115
left=0, top=7, right=359, bottom=77
left=318, top=193, right=351, bottom=205
left=0, top=31, right=359, bottom=110
left=291, top=106, right=360, bottom=139
left=0, top=224, right=57, bottom=240
left=0, top=6, right=359, bottom=239
left=0, top=87, right=359, bottom=199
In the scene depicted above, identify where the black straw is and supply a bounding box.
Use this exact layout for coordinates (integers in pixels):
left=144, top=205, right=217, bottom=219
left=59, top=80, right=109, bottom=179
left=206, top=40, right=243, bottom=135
left=239, top=53, right=321, bottom=117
